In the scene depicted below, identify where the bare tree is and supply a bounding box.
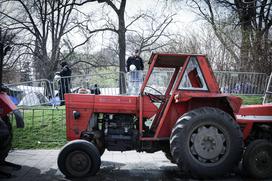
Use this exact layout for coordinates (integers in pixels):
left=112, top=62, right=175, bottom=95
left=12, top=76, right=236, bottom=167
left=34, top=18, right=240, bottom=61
left=0, top=0, right=94, bottom=80
left=160, top=24, right=237, bottom=71
left=186, top=0, right=272, bottom=73
left=74, top=0, right=172, bottom=93
left=126, top=13, right=175, bottom=54
left=0, top=27, right=14, bottom=84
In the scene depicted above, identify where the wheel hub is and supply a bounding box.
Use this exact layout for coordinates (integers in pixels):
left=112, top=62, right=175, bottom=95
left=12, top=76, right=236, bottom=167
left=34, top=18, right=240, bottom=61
left=255, top=151, right=272, bottom=171
left=65, top=150, right=91, bottom=176
left=190, top=126, right=226, bottom=163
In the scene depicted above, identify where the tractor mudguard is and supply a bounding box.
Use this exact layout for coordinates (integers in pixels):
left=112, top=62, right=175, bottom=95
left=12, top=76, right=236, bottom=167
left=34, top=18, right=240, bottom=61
left=174, top=92, right=242, bottom=114
left=0, top=92, right=24, bottom=128
left=0, top=118, right=9, bottom=137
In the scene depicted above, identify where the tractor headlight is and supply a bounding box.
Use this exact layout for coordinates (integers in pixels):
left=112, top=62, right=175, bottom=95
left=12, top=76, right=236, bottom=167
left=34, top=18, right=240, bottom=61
left=73, top=111, right=80, bottom=120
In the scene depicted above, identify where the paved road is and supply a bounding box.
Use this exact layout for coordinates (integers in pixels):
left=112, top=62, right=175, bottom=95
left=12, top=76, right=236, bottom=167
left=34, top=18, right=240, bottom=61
left=0, top=150, right=245, bottom=181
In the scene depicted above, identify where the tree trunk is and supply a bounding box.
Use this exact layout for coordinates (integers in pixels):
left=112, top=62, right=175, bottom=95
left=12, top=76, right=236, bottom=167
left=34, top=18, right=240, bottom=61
left=118, top=0, right=127, bottom=94
left=240, top=29, right=251, bottom=72
left=0, top=43, right=3, bottom=85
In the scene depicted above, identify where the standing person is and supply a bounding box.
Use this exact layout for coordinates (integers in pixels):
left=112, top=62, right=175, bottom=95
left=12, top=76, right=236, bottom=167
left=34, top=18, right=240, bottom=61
left=126, top=49, right=144, bottom=95
left=57, top=61, right=72, bottom=105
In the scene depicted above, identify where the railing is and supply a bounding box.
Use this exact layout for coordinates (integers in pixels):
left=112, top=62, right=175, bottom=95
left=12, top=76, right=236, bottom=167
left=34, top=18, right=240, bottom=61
left=263, top=72, right=272, bottom=104
left=5, top=71, right=270, bottom=108
left=10, top=107, right=66, bottom=148
left=6, top=79, right=54, bottom=107
left=53, top=72, right=122, bottom=97
left=214, top=71, right=268, bottom=95
left=5, top=71, right=271, bottom=148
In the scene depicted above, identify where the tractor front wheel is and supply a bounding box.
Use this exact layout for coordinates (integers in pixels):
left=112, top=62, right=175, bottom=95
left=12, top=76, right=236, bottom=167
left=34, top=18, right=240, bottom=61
left=170, top=107, right=243, bottom=178
left=57, top=140, right=101, bottom=178
left=242, top=139, right=272, bottom=179
left=0, top=117, right=12, bottom=163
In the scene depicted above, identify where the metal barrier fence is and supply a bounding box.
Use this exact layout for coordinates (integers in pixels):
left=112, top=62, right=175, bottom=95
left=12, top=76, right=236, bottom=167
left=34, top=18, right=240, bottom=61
left=5, top=71, right=270, bottom=148
left=263, top=72, right=272, bottom=104
left=6, top=72, right=123, bottom=107
left=53, top=72, right=122, bottom=97
left=6, top=79, right=54, bottom=107
left=5, top=71, right=270, bottom=108
left=214, top=71, right=269, bottom=95
left=10, top=107, right=66, bottom=148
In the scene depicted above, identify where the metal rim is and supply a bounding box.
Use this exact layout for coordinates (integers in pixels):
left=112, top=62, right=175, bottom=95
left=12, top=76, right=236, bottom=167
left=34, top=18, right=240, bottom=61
left=189, top=124, right=228, bottom=165
left=65, top=150, right=92, bottom=177
left=254, top=149, right=272, bottom=174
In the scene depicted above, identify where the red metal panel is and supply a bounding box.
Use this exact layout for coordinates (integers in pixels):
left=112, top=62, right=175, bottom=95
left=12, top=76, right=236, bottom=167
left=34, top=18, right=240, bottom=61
left=140, top=54, right=158, bottom=138
left=174, top=92, right=242, bottom=113
left=93, top=95, right=138, bottom=114
left=155, top=103, right=188, bottom=138
left=149, top=68, right=180, bottom=131
left=237, top=104, right=272, bottom=123
left=154, top=92, right=242, bottom=138
left=240, top=122, right=254, bottom=140
left=65, top=94, right=95, bottom=140
left=141, top=96, right=158, bottom=119
left=154, top=55, right=191, bottom=138
left=66, top=94, right=138, bottom=114
left=65, top=94, right=145, bottom=140
left=236, top=104, right=272, bottom=140
left=66, top=109, right=93, bottom=140
left=0, top=92, right=16, bottom=116
left=148, top=53, right=205, bottom=68
left=197, top=56, right=220, bottom=92
left=238, top=104, right=272, bottom=116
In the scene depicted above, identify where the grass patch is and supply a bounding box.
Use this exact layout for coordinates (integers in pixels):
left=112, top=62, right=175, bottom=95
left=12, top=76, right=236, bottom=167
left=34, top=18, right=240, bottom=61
left=11, top=95, right=263, bottom=149
left=238, top=95, right=263, bottom=105
left=11, top=107, right=67, bottom=149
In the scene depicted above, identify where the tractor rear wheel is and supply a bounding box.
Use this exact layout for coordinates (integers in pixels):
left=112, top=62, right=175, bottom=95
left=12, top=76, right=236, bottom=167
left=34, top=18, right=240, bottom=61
left=161, top=143, right=175, bottom=163
left=0, top=117, right=12, bottom=163
left=58, top=140, right=101, bottom=178
left=163, top=150, right=175, bottom=163
left=242, top=139, right=272, bottom=179
left=170, top=107, right=243, bottom=178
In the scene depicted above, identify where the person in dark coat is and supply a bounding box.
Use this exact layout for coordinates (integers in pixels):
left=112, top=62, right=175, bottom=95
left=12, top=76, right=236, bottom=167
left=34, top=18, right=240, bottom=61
left=126, top=49, right=144, bottom=72
left=126, top=49, right=144, bottom=95
left=57, top=61, right=72, bottom=105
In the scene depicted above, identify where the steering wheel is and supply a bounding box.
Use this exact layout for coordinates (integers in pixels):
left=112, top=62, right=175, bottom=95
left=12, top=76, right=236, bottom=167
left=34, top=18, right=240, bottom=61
left=144, top=86, right=165, bottom=102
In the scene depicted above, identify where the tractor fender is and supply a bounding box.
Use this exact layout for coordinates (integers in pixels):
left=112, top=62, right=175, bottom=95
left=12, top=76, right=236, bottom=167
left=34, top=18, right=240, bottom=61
left=0, top=92, right=24, bottom=128
left=0, top=92, right=17, bottom=115
left=236, top=104, right=272, bottom=141
left=174, top=92, right=242, bottom=117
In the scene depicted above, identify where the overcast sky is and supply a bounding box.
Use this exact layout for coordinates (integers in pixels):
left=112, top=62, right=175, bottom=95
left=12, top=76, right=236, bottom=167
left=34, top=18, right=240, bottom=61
left=73, top=0, right=199, bottom=52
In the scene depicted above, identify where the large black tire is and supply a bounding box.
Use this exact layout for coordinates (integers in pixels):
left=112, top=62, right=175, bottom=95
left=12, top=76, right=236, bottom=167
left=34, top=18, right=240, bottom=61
left=0, top=116, right=12, bottom=163
left=161, top=143, right=175, bottom=163
left=58, top=140, right=101, bottom=178
left=81, top=130, right=105, bottom=156
left=170, top=107, right=243, bottom=178
left=163, top=150, right=175, bottom=163
left=242, top=139, right=272, bottom=179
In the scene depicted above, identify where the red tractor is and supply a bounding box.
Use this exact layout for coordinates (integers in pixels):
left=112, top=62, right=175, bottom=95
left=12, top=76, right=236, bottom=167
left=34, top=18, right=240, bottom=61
left=0, top=30, right=25, bottom=177
left=58, top=53, right=252, bottom=178
left=0, top=84, right=24, bottom=178
left=236, top=72, right=272, bottom=179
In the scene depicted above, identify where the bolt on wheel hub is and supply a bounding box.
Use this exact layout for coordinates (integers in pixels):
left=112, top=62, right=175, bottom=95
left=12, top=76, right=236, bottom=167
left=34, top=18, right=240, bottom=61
left=66, top=151, right=92, bottom=176
left=190, top=125, right=226, bottom=163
